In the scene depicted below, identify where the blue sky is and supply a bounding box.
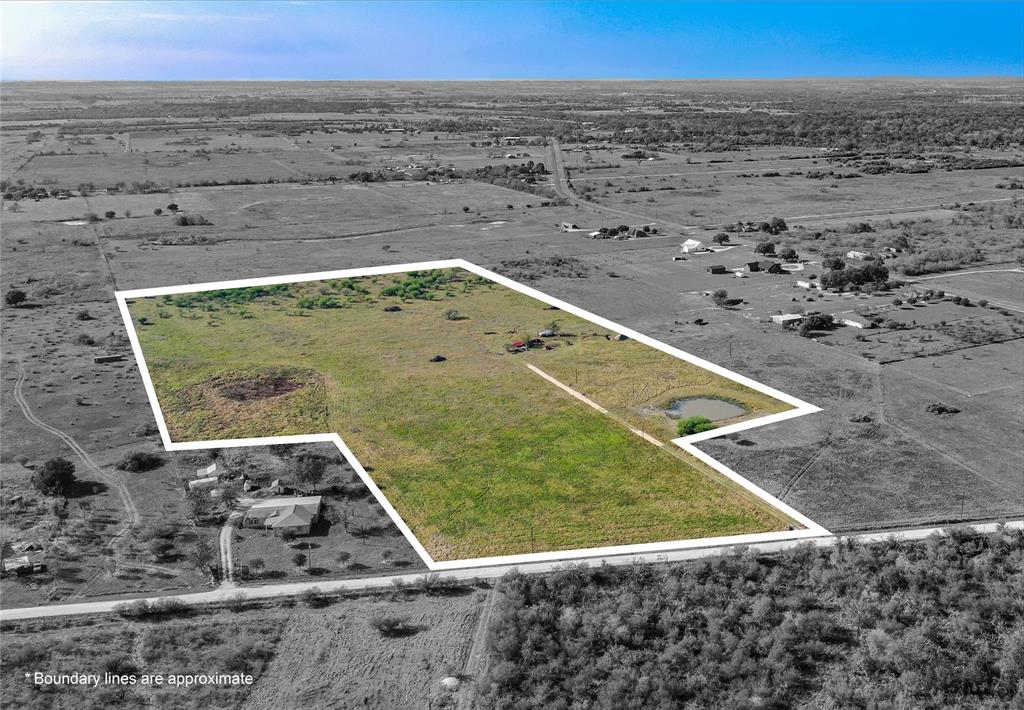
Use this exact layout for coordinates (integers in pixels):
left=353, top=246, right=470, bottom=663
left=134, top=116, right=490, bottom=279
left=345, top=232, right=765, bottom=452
left=1, top=1, right=1021, bottom=80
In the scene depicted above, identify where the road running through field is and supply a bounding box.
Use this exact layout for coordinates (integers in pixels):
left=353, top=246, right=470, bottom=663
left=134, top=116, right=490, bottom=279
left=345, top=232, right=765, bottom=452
left=1, top=521, right=1019, bottom=622
left=11, top=360, right=139, bottom=585
left=524, top=362, right=665, bottom=447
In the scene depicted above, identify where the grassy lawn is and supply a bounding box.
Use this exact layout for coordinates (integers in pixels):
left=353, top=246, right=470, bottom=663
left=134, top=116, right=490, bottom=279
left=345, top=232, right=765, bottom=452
left=128, top=268, right=797, bottom=560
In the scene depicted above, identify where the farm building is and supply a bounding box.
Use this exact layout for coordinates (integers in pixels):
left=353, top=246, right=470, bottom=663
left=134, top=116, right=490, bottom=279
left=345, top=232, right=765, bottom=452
left=770, top=314, right=805, bottom=326
left=847, top=250, right=871, bottom=260
left=742, top=261, right=761, bottom=272
left=796, top=280, right=820, bottom=289
left=560, top=222, right=578, bottom=231
left=842, top=316, right=873, bottom=329
left=754, top=260, right=784, bottom=274
left=681, top=239, right=705, bottom=253
left=242, top=496, right=322, bottom=535
left=706, top=265, right=728, bottom=274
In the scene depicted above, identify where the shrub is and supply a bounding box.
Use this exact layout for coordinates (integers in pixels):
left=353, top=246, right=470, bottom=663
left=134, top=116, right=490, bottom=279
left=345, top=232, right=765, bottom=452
left=299, top=586, right=326, bottom=607
left=174, top=213, right=210, bottom=226
left=104, top=210, right=116, bottom=219
left=116, top=451, right=163, bottom=472
left=677, top=416, right=717, bottom=436
left=369, top=614, right=416, bottom=637
left=4, top=289, right=26, bottom=307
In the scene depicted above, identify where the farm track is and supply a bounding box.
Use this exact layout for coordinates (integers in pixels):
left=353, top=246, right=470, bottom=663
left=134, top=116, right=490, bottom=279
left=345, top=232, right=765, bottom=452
left=457, top=580, right=502, bottom=710
left=12, top=359, right=139, bottom=598
left=874, top=368, right=1020, bottom=498
left=548, top=138, right=698, bottom=233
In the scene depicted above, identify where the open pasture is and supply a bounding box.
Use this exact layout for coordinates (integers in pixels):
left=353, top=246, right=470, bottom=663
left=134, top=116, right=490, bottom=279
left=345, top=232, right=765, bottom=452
left=127, top=267, right=799, bottom=562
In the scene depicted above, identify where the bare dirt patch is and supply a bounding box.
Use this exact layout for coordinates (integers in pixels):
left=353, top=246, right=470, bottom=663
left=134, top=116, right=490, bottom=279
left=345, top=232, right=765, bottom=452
left=217, top=375, right=302, bottom=402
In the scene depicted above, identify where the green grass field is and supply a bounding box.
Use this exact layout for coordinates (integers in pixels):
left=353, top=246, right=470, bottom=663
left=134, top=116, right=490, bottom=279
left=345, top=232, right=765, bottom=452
left=128, top=268, right=797, bottom=560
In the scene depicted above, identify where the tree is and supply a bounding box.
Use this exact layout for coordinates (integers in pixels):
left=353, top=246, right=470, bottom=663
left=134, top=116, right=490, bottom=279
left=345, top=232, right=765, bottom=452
left=769, top=216, right=789, bottom=234
left=166, top=203, right=179, bottom=212
left=104, top=210, right=116, bottom=219
left=823, top=256, right=846, bottom=271
left=462, top=206, right=470, bottom=213
left=218, top=484, right=239, bottom=511
left=754, top=241, right=776, bottom=255
left=190, top=536, right=215, bottom=572
left=295, top=455, right=326, bottom=493
left=153, top=208, right=163, bottom=216
left=248, top=557, right=265, bottom=578
left=185, top=487, right=211, bottom=521
left=779, top=247, right=798, bottom=261
left=292, top=551, right=307, bottom=568
left=336, top=551, right=352, bottom=567
left=713, top=232, right=730, bottom=245
left=4, top=289, right=27, bottom=307
left=32, top=457, right=76, bottom=496
left=711, top=289, right=730, bottom=307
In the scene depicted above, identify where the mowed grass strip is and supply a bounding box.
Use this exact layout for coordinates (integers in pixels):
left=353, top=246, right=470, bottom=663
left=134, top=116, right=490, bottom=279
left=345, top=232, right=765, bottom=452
left=129, top=269, right=796, bottom=560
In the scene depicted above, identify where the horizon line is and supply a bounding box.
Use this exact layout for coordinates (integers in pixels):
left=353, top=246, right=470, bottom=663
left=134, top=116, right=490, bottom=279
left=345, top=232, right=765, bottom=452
left=2, top=74, right=1020, bottom=84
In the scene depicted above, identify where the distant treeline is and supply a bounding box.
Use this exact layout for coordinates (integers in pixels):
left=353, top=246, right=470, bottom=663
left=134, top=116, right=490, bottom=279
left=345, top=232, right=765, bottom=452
left=482, top=527, right=1024, bottom=710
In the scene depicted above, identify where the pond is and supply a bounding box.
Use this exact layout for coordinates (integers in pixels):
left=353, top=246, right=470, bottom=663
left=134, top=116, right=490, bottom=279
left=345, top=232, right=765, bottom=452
left=665, top=397, right=748, bottom=421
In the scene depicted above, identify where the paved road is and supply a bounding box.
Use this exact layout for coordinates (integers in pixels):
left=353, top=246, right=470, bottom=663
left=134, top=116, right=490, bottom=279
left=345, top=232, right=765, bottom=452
left=2, top=520, right=1019, bottom=622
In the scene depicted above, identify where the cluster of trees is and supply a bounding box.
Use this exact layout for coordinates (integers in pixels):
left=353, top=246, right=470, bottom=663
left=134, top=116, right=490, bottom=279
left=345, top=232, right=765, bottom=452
left=894, top=246, right=985, bottom=276
left=482, top=527, right=1024, bottom=709
left=161, top=283, right=291, bottom=309
left=795, top=312, right=836, bottom=337
left=379, top=270, right=458, bottom=300
left=820, top=262, right=890, bottom=291
left=754, top=241, right=798, bottom=261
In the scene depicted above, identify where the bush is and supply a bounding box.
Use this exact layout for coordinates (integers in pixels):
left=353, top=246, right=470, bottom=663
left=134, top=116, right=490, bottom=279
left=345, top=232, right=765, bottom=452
left=104, top=210, right=116, bottom=219
left=299, top=586, right=326, bottom=607
left=677, top=416, right=717, bottom=436
left=369, top=614, right=416, bottom=637
left=116, top=451, right=163, bottom=472
left=174, top=213, right=210, bottom=226
left=4, top=289, right=26, bottom=307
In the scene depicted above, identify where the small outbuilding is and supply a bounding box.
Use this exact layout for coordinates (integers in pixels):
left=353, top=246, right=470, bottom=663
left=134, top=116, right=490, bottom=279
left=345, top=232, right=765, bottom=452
left=706, top=265, right=727, bottom=274
left=770, top=314, right=805, bottom=326
left=681, top=239, right=705, bottom=253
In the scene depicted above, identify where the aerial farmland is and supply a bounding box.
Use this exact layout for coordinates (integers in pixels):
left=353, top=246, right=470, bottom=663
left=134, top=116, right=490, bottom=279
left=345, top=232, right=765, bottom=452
left=1, top=71, right=1022, bottom=709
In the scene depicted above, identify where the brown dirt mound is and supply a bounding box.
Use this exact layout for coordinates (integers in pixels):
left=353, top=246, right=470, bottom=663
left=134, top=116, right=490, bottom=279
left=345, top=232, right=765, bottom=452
left=217, top=375, right=301, bottom=402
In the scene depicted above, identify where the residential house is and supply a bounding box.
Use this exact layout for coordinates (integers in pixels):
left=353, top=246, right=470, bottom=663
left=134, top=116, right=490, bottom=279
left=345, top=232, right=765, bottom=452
left=242, top=496, right=323, bottom=535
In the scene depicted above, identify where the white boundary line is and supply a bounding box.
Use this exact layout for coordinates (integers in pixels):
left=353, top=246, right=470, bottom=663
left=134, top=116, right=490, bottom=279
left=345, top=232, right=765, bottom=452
left=114, top=258, right=830, bottom=571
